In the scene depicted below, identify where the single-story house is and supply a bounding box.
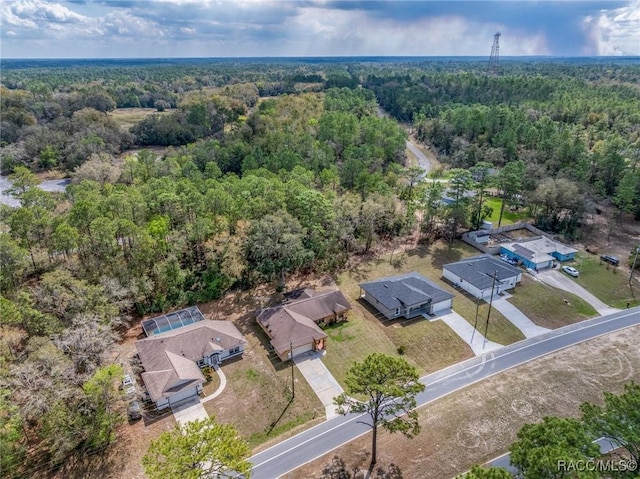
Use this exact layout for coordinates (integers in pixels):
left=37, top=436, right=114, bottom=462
left=256, top=288, right=351, bottom=361
left=135, top=317, right=246, bottom=410
left=443, top=255, right=522, bottom=299
left=500, top=237, right=577, bottom=270
left=359, top=272, right=454, bottom=320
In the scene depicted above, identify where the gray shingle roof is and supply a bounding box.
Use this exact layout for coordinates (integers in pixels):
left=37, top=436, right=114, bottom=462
left=359, top=272, right=454, bottom=310
left=443, top=255, right=521, bottom=290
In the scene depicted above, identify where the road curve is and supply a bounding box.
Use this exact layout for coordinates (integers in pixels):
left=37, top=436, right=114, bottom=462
left=406, top=140, right=433, bottom=178
left=249, top=307, right=640, bottom=479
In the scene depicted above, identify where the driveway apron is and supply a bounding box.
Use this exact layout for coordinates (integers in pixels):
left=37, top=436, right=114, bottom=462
left=294, top=351, right=344, bottom=419
left=537, top=270, right=620, bottom=316
left=172, top=397, right=209, bottom=426
left=435, top=310, right=502, bottom=355
left=491, top=298, right=551, bottom=338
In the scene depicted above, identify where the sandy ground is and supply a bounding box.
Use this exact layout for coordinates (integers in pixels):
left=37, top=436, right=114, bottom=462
left=579, top=207, right=640, bottom=261
left=285, top=325, right=640, bottom=479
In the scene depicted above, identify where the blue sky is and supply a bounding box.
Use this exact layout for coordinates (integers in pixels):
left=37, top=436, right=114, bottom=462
left=1, top=1, right=638, bottom=58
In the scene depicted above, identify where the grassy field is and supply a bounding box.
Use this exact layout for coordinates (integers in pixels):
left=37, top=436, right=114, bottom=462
left=508, top=276, right=598, bottom=329
left=330, top=241, right=525, bottom=385
left=484, top=196, right=531, bottom=226
left=285, top=325, right=640, bottom=479
left=572, top=253, right=640, bottom=309
left=109, top=107, right=168, bottom=131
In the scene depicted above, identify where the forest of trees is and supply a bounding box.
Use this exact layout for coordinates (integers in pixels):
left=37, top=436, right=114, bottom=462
left=1, top=58, right=639, bottom=476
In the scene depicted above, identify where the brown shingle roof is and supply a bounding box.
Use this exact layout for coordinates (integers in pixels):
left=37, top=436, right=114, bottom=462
left=256, top=289, right=350, bottom=357
left=135, top=320, right=245, bottom=402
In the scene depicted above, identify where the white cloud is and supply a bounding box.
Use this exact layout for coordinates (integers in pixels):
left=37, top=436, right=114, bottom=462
left=285, top=7, right=549, bottom=57
left=583, top=1, right=640, bottom=55
left=0, top=0, right=636, bottom=58
left=2, top=0, right=89, bottom=28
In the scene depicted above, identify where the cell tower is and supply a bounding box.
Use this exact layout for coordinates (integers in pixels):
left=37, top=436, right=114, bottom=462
left=488, top=32, right=501, bottom=76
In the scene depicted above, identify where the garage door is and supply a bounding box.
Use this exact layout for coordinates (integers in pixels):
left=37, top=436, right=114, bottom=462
left=168, top=386, right=199, bottom=406
left=431, top=299, right=452, bottom=313
left=291, top=343, right=313, bottom=358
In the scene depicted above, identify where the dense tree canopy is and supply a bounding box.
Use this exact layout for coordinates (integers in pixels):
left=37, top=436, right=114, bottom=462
left=1, top=57, right=638, bottom=476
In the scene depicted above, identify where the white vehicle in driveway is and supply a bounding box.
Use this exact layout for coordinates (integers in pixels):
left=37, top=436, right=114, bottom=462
left=561, top=266, right=579, bottom=277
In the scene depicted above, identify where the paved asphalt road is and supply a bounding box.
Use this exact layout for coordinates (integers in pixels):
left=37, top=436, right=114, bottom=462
left=249, top=307, right=640, bottom=479
left=406, top=140, right=433, bottom=178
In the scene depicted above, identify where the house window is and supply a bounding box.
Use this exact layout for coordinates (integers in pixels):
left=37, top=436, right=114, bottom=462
left=394, top=308, right=400, bottom=316
left=229, top=347, right=240, bottom=355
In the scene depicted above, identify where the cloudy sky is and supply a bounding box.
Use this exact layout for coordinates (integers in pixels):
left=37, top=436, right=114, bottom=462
left=1, top=0, right=638, bottom=58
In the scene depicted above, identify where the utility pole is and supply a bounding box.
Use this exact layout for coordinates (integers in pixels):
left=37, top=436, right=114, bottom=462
left=289, top=340, right=295, bottom=400
left=483, top=271, right=498, bottom=349
left=630, top=245, right=640, bottom=284
left=471, top=293, right=481, bottom=343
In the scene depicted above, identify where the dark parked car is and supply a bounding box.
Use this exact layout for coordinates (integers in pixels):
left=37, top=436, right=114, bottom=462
left=128, top=400, right=142, bottom=421
left=600, top=254, right=620, bottom=266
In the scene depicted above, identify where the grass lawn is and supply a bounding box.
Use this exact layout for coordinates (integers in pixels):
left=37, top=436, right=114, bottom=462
left=484, top=196, right=530, bottom=226
left=572, top=253, right=640, bottom=309
left=204, top=320, right=324, bottom=451
left=330, top=241, right=525, bottom=384
left=508, top=276, right=598, bottom=329
left=109, top=107, right=169, bottom=131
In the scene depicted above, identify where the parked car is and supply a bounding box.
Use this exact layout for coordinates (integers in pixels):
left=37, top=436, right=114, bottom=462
left=128, top=400, right=142, bottom=420
left=122, top=374, right=134, bottom=387
left=499, top=254, right=518, bottom=266
left=600, top=254, right=619, bottom=266
left=562, top=266, right=580, bottom=277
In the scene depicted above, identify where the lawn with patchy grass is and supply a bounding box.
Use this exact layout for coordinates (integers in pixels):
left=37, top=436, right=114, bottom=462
left=332, top=241, right=524, bottom=381
left=203, top=320, right=324, bottom=451
left=483, top=196, right=531, bottom=226
left=285, top=324, right=640, bottom=479
left=321, top=311, right=404, bottom=387
left=572, top=253, right=640, bottom=309
left=508, top=276, right=598, bottom=328
left=109, top=107, right=169, bottom=131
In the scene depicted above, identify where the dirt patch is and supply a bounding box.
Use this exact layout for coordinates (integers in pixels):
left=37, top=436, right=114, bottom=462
left=285, top=325, right=640, bottom=479
left=579, top=206, right=640, bottom=262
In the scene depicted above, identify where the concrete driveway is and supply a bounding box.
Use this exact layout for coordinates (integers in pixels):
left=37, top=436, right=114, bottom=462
left=436, top=310, right=502, bottom=355
left=537, top=270, right=620, bottom=316
left=491, top=299, right=551, bottom=338
left=172, top=396, right=209, bottom=426
left=294, top=351, right=344, bottom=419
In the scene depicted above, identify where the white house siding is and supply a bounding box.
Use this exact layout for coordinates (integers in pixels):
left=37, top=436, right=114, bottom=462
left=361, top=292, right=396, bottom=319
left=443, top=268, right=488, bottom=299
left=431, top=298, right=452, bottom=313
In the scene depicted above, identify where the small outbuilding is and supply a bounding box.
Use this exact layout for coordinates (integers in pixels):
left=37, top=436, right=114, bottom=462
left=359, top=272, right=453, bottom=320
left=443, top=255, right=522, bottom=300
